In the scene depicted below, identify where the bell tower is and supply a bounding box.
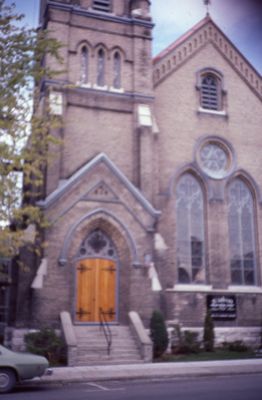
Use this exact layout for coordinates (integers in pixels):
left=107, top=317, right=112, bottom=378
left=39, top=0, right=155, bottom=199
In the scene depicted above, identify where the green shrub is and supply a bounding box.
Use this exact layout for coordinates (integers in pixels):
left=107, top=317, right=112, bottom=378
left=24, top=327, right=67, bottom=366
left=170, top=324, right=182, bottom=351
left=171, top=328, right=200, bottom=354
left=203, top=311, right=215, bottom=352
left=222, top=340, right=249, bottom=352
left=150, top=310, right=169, bottom=358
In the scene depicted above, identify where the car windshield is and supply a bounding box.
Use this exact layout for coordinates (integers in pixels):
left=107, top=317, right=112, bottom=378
left=0, top=345, right=14, bottom=356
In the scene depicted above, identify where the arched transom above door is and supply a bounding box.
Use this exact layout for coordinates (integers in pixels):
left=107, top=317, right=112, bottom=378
left=77, top=229, right=117, bottom=260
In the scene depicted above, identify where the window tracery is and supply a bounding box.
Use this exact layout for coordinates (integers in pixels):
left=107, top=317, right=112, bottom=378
left=77, top=229, right=117, bottom=260
left=175, top=174, right=206, bottom=284
left=227, top=179, right=257, bottom=285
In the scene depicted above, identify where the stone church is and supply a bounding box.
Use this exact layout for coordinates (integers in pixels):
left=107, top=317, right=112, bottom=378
left=5, top=0, right=262, bottom=362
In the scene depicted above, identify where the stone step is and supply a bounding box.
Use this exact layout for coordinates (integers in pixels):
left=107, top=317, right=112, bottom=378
left=76, top=336, right=137, bottom=343
left=75, top=359, right=144, bottom=366
left=75, top=326, right=130, bottom=333
left=77, top=350, right=140, bottom=358
left=77, top=356, right=141, bottom=362
left=76, top=351, right=141, bottom=359
left=75, top=339, right=138, bottom=346
left=77, top=345, right=138, bottom=352
left=77, top=351, right=140, bottom=360
left=76, top=335, right=135, bottom=342
left=77, top=343, right=139, bottom=350
left=72, top=324, right=142, bottom=366
left=75, top=330, right=130, bottom=338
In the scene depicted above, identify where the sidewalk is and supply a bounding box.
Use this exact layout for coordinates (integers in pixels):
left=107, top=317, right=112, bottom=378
left=35, top=359, right=262, bottom=385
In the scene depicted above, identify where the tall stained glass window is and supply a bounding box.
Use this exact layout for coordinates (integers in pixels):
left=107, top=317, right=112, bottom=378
left=97, top=48, right=105, bottom=87
left=113, top=52, right=121, bottom=89
left=228, top=179, right=257, bottom=285
left=80, top=46, right=88, bottom=84
left=175, top=174, right=206, bottom=284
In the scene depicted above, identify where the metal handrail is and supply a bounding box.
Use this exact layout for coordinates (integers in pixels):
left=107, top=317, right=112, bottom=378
left=99, top=308, right=112, bottom=355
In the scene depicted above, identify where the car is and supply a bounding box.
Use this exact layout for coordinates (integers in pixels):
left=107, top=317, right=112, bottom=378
left=0, top=344, right=51, bottom=393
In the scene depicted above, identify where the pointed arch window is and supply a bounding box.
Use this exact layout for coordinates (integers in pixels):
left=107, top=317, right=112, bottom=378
left=175, top=174, right=206, bottom=284
left=80, top=46, right=88, bottom=84
left=196, top=68, right=225, bottom=112
left=200, top=73, right=221, bottom=110
left=228, top=179, right=257, bottom=285
left=97, top=48, right=105, bottom=87
left=113, top=51, right=121, bottom=89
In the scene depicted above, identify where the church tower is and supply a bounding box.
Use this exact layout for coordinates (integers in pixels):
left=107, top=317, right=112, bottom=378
left=40, top=0, right=156, bottom=198
left=13, top=0, right=161, bottom=352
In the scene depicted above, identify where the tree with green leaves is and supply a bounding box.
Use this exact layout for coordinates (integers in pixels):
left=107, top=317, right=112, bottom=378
left=0, top=0, right=63, bottom=264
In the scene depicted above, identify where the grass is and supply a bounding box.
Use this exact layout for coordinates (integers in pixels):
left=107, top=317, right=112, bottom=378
left=155, top=349, right=257, bottom=363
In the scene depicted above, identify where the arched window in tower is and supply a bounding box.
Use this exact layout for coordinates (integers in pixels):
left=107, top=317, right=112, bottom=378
left=227, top=179, right=257, bottom=285
left=113, top=51, right=121, bottom=89
left=97, top=48, right=105, bottom=87
left=175, top=173, right=206, bottom=284
left=200, top=72, right=221, bottom=110
left=80, top=46, right=88, bottom=84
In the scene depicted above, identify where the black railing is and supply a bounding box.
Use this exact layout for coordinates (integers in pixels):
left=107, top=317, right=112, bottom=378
left=99, top=308, right=112, bottom=356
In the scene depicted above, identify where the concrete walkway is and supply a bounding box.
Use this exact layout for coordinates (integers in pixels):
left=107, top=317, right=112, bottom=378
left=35, top=359, right=262, bottom=385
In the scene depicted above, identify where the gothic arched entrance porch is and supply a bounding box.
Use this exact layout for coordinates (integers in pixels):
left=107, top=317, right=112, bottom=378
left=75, top=229, right=118, bottom=323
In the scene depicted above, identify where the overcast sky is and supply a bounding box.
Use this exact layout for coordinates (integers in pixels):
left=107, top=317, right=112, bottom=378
left=9, top=0, right=262, bottom=73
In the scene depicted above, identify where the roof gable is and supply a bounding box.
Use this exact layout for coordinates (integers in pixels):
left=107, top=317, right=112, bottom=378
left=38, top=153, right=160, bottom=218
left=153, top=16, right=262, bottom=100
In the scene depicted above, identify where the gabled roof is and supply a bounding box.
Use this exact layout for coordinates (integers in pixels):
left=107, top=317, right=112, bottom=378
left=153, top=15, right=262, bottom=99
left=154, top=15, right=210, bottom=64
left=37, top=153, right=161, bottom=218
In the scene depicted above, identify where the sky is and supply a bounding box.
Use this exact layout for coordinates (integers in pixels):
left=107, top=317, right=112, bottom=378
left=7, top=0, right=262, bottom=74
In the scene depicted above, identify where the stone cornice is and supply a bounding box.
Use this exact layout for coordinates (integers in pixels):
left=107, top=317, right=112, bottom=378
left=153, top=17, right=262, bottom=100
left=44, top=1, right=154, bottom=29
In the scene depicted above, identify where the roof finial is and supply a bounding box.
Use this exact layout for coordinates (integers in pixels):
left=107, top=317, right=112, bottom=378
left=204, top=0, right=211, bottom=16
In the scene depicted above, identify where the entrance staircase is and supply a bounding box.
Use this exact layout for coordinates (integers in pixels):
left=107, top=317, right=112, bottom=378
left=74, top=325, right=143, bottom=366
left=60, top=311, right=152, bottom=366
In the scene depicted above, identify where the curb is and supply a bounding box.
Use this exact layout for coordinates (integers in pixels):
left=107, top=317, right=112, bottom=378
left=30, top=359, right=262, bottom=385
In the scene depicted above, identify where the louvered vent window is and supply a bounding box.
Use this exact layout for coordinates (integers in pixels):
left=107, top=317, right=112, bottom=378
left=93, top=0, right=111, bottom=12
left=200, top=73, right=221, bottom=110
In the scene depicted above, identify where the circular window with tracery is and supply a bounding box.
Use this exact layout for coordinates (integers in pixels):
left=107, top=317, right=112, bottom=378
left=197, top=140, right=233, bottom=179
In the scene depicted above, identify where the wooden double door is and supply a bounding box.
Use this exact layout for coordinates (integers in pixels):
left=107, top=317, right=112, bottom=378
left=76, top=258, right=116, bottom=323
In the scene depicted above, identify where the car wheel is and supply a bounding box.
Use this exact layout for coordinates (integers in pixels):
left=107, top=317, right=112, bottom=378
left=0, top=368, right=17, bottom=393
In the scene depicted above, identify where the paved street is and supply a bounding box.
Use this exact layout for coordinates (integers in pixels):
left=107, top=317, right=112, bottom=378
left=6, top=374, right=262, bottom=400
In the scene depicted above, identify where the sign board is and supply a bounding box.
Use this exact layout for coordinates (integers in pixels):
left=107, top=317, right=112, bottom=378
left=207, top=295, right=237, bottom=320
